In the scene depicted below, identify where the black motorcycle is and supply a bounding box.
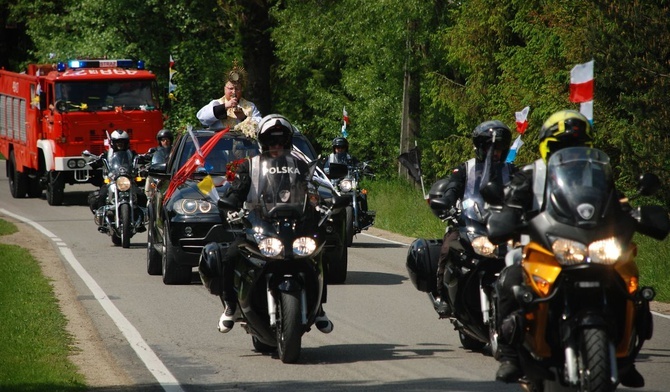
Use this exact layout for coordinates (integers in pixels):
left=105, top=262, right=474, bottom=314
left=328, top=161, right=376, bottom=246
left=84, top=149, right=149, bottom=248
left=200, top=163, right=347, bottom=363
left=406, top=193, right=506, bottom=356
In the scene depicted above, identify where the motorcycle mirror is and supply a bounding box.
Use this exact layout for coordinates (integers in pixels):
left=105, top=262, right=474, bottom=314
left=147, top=162, right=168, bottom=177
left=82, top=150, right=92, bottom=157
left=480, top=181, right=504, bottom=206
left=331, top=195, right=350, bottom=209
left=147, top=147, right=157, bottom=154
left=327, top=163, right=348, bottom=179
left=217, top=197, right=238, bottom=211
left=635, top=205, right=670, bottom=240
left=637, top=173, right=661, bottom=196
left=486, top=208, right=518, bottom=244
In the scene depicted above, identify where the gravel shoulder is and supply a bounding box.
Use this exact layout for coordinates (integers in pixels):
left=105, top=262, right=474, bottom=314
left=1, top=219, right=668, bottom=389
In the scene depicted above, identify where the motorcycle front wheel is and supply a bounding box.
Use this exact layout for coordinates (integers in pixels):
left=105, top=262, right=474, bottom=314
left=579, top=328, right=613, bottom=392
left=119, top=203, right=132, bottom=248
left=276, top=291, right=302, bottom=363
left=345, top=206, right=354, bottom=247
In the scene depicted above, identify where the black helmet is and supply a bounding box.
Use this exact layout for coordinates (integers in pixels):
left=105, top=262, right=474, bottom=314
left=472, top=120, right=512, bottom=161
left=156, top=129, right=174, bottom=142
left=332, top=137, right=349, bottom=152
left=538, top=110, right=593, bottom=162
left=110, top=130, right=130, bottom=151
left=257, top=114, right=294, bottom=152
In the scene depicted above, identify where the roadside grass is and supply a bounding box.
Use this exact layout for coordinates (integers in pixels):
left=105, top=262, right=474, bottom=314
left=0, top=219, right=86, bottom=391
left=366, top=178, right=670, bottom=303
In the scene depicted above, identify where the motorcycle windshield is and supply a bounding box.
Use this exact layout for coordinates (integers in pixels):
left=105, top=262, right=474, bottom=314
left=461, top=194, right=487, bottom=224
left=248, top=156, right=308, bottom=220
left=109, top=151, right=133, bottom=176
left=545, top=147, right=614, bottom=226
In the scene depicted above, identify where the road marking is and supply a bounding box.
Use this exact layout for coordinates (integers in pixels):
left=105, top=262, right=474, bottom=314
left=0, top=208, right=184, bottom=392
left=359, top=231, right=409, bottom=246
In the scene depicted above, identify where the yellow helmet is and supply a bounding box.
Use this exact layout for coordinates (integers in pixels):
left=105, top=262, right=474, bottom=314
left=538, top=110, right=593, bottom=161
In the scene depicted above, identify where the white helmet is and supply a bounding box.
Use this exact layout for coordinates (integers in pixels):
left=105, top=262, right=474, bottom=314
left=257, top=114, right=294, bottom=152
left=110, top=130, right=130, bottom=151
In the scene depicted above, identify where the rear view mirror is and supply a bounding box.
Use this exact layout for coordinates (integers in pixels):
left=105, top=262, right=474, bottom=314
left=480, top=181, right=505, bottom=207
left=637, top=173, right=660, bottom=196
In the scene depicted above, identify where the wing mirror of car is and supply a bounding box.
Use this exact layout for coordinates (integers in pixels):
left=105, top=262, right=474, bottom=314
left=327, top=162, right=348, bottom=179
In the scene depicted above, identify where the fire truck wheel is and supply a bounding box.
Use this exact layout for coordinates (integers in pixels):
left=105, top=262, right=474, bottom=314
left=46, top=171, right=65, bottom=206
left=8, top=151, right=28, bottom=198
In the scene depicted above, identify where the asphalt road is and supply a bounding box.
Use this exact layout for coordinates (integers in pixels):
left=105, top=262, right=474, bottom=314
left=1, top=160, right=669, bottom=392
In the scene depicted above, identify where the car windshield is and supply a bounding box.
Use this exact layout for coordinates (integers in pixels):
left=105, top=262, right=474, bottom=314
left=55, top=80, right=159, bottom=111
left=178, top=134, right=259, bottom=175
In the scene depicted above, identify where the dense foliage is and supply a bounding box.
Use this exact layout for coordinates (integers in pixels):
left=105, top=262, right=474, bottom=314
left=3, top=0, right=670, bottom=205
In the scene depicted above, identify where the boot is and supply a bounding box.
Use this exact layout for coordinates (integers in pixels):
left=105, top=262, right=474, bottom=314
left=314, top=306, right=334, bottom=333
left=217, top=301, right=237, bottom=333
left=495, top=360, right=522, bottom=383
left=620, top=365, right=644, bottom=388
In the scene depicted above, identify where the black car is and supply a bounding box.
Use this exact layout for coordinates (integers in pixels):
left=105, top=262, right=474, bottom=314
left=146, top=129, right=260, bottom=284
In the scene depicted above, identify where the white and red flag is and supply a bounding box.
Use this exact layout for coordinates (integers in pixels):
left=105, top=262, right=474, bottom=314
left=569, top=60, right=594, bottom=103
left=341, top=106, right=349, bottom=138
left=515, top=106, right=530, bottom=135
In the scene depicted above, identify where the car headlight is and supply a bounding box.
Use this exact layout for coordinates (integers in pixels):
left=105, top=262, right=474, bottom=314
left=293, top=237, right=317, bottom=257
left=174, top=199, right=216, bottom=215
left=339, top=179, right=354, bottom=192
left=471, top=236, right=497, bottom=257
left=259, top=237, right=283, bottom=257
left=116, top=176, right=131, bottom=191
left=551, top=236, right=621, bottom=266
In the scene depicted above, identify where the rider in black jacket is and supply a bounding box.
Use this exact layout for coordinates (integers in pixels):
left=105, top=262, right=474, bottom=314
left=429, top=120, right=516, bottom=316
left=211, top=114, right=334, bottom=335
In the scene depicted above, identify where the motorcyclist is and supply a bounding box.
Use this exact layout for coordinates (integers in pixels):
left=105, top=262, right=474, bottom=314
left=88, top=130, right=147, bottom=215
left=428, top=120, right=515, bottom=317
left=210, top=114, right=334, bottom=334
left=489, top=110, right=647, bottom=387
left=324, top=137, right=359, bottom=174
left=324, top=137, right=369, bottom=212
left=145, top=129, right=174, bottom=198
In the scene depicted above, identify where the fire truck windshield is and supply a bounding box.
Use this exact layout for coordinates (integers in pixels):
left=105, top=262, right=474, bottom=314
left=55, top=81, right=159, bottom=112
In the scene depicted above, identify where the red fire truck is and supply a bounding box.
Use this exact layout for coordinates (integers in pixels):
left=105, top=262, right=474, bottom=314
left=0, top=59, right=164, bottom=205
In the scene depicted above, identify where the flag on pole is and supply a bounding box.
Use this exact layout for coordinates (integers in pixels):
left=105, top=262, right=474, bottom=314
left=506, top=136, right=524, bottom=163
left=569, top=60, right=594, bottom=103
left=398, top=147, right=422, bottom=183
left=168, top=55, right=177, bottom=100
left=580, top=100, right=593, bottom=124
left=197, top=175, right=220, bottom=202
left=341, top=107, right=349, bottom=138
left=515, top=106, right=530, bottom=135
left=163, top=127, right=231, bottom=203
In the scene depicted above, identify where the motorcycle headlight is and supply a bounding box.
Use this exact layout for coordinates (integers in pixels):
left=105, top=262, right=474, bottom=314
left=471, top=236, right=497, bottom=257
left=551, top=237, right=588, bottom=265
left=588, top=237, right=622, bottom=265
left=293, top=237, right=317, bottom=257
left=174, top=199, right=215, bottom=215
left=259, top=237, right=283, bottom=257
left=339, top=179, right=354, bottom=192
left=551, top=236, right=623, bottom=266
left=116, top=176, right=131, bottom=191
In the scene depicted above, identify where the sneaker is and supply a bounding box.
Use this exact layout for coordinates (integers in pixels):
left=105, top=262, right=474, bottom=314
left=496, top=360, right=523, bottom=383
left=217, top=301, right=237, bottom=333
left=314, top=309, right=334, bottom=334
left=620, top=365, right=644, bottom=388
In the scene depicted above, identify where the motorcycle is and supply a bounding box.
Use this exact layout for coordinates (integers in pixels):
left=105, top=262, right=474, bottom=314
left=84, top=149, right=149, bottom=248
left=406, top=188, right=507, bottom=356
left=199, top=162, right=348, bottom=363
left=328, top=161, right=376, bottom=246
left=484, top=147, right=670, bottom=391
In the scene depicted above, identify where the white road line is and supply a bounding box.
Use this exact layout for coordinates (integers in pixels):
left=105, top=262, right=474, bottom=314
left=359, top=231, right=410, bottom=246
left=0, top=208, right=183, bottom=392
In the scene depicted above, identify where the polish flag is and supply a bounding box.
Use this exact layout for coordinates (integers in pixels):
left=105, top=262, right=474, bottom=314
left=570, top=60, right=594, bottom=103
left=515, top=106, right=530, bottom=135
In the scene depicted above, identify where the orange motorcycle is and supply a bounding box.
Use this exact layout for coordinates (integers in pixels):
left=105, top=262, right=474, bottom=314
left=486, top=147, right=669, bottom=392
